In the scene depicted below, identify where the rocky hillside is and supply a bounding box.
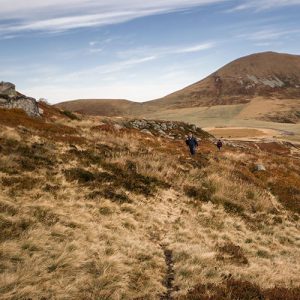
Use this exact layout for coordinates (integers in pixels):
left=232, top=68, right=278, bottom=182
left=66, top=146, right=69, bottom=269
left=146, top=52, right=300, bottom=109
left=0, top=108, right=299, bottom=299
left=0, top=82, right=40, bottom=117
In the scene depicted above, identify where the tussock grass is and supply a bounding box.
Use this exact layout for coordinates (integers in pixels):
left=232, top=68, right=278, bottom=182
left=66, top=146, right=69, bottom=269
left=0, top=115, right=299, bottom=299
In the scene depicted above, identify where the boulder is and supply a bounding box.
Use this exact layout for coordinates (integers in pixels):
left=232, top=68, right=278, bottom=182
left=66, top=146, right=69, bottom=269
left=0, top=82, right=16, bottom=97
left=0, top=82, right=40, bottom=117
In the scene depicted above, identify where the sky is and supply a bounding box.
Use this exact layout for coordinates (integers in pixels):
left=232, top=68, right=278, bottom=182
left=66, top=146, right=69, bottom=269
left=0, top=0, right=300, bottom=103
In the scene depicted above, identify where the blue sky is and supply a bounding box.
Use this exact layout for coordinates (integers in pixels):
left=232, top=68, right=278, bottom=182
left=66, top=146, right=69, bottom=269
left=0, top=0, right=299, bottom=103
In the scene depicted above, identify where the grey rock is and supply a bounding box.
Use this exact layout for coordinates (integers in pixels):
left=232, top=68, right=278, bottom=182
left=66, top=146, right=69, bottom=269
left=141, top=129, right=153, bottom=135
left=158, top=129, right=167, bottom=136
left=0, top=82, right=16, bottom=97
left=153, top=124, right=161, bottom=131
left=255, top=164, right=266, bottom=171
left=0, top=82, right=40, bottom=117
left=161, top=123, right=167, bottom=131
left=38, top=107, right=44, bottom=115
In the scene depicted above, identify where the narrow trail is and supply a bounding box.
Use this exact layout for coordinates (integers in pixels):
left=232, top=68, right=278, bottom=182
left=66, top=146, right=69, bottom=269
left=160, top=245, right=175, bottom=300
left=147, top=189, right=182, bottom=300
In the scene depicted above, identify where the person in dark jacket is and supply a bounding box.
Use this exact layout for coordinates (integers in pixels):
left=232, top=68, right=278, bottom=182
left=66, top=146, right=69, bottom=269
left=185, top=132, right=198, bottom=155
left=217, top=139, right=223, bottom=151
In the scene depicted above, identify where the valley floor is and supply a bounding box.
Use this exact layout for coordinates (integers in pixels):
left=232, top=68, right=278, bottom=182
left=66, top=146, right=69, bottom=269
left=142, top=97, right=300, bottom=143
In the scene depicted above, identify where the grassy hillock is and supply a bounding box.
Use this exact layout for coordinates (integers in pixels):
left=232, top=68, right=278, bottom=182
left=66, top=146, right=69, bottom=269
left=0, top=108, right=299, bottom=299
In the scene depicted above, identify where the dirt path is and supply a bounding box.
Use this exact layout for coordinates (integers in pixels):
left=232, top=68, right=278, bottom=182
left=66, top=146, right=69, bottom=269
left=146, top=189, right=183, bottom=299
left=160, top=245, right=175, bottom=300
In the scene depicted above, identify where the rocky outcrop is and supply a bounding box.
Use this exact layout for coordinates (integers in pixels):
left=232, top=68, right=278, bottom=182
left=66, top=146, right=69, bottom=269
left=123, top=119, right=211, bottom=140
left=0, top=82, right=40, bottom=117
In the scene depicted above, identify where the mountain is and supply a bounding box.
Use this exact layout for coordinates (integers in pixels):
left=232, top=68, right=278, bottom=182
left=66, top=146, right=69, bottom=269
left=57, top=52, right=300, bottom=114
left=141, top=52, right=300, bottom=128
left=55, top=52, right=300, bottom=134
left=145, top=51, right=300, bottom=109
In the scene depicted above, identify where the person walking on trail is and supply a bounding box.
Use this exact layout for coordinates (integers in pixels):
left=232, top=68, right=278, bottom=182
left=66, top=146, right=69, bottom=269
left=217, top=139, right=223, bottom=151
left=185, top=132, right=198, bottom=155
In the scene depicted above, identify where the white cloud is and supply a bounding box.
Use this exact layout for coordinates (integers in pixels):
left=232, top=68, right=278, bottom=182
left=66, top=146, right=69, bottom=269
left=237, top=28, right=300, bottom=41
left=175, top=43, right=215, bottom=53
left=231, top=0, right=300, bottom=11
left=117, top=42, right=215, bottom=59
left=0, top=0, right=227, bottom=34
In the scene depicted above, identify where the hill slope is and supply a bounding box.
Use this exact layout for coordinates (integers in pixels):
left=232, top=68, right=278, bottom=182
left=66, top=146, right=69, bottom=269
left=56, top=99, right=141, bottom=117
left=0, top=108, right=300, bottom=299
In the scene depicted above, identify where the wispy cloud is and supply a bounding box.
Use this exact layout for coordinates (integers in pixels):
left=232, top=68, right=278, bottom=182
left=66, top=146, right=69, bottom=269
left=175, top=43, right=215, bottom=53
left=117, top=42, right=215, bottom=59
left=236, top=28, right=300, bottom=41
left=231, top=0, right=300, bottom=11
left=0, top=0, right=226, bottom=34
left=44, top=56, right=157, bottom=83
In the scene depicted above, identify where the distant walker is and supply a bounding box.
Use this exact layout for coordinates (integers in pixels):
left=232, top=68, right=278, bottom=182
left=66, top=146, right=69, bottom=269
left=217, top=139, right=223, bottom=151
left=185, top=132, right=198, bottom=155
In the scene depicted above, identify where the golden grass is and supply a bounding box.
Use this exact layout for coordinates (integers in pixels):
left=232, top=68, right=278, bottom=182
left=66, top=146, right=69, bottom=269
left=0, top=115, right=299, bottom=299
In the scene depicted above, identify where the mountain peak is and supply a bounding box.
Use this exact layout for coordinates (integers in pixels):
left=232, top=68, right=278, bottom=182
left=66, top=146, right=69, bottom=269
left=153, top=51, right=300, bottom=108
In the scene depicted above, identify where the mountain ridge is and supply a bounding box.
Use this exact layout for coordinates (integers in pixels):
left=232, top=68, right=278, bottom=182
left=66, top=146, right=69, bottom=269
left=56, top=51, right=300, bottom=116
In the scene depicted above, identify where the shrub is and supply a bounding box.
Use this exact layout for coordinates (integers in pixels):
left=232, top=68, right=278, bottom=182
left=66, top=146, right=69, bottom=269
left=1, top=176, right=38, bottom=191
left=217, top=242, right=248, bottom=265
left=99, top=206, right=114, bottom=215
left=61, top=110, right=79, bottom=120
left=0, top=200, right=18, bottom=216
left=264, top=286, right=300, bottom=300
left=179, top=279, right=300, bottom=300
left=32, top=206, right=60, bottom=226
left=256, top=249, right=271, bottom=259
left=270, top=182, right=300, bottom=214
left=101, top=188, right=132, bottom=204
left=223, top=200, right=245, bottom=215
left=64, top=168, right=96, bottom=183
left=0, top=214, right=32, bottom=241
left=68, top=149, right=102, bottom=165
left=184, top=181, right=216, bottom=202
left=102, top=161, right=170, bottom=196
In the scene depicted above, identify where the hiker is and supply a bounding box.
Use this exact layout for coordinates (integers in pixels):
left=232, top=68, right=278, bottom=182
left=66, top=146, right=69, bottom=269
left=216, top=139, right=223, bottom=151
left=185, top=132, right=198, bottom=155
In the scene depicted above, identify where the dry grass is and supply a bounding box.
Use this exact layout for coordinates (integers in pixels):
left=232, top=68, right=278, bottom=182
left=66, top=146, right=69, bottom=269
left=0, top=114, right=299, bottom=299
